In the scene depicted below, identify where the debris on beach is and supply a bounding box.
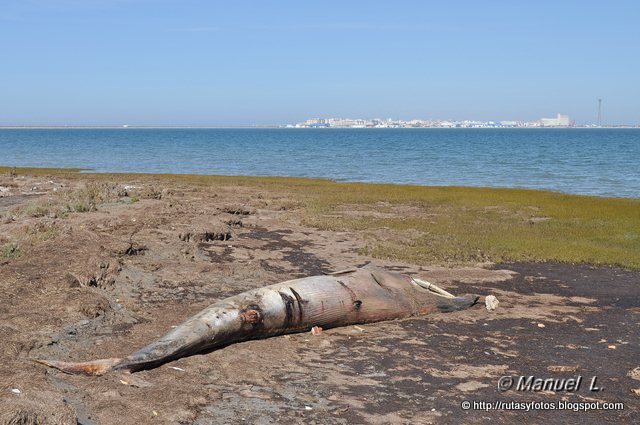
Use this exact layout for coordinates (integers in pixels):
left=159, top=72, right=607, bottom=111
left=547, top=365, right=578, bottom=373
left=35, top=267, right=479, bottom=375
left=485, top=295, right=499, bottom=311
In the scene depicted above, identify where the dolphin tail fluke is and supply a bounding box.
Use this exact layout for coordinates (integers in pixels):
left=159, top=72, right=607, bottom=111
left=436, top=294, right=480, bottom=312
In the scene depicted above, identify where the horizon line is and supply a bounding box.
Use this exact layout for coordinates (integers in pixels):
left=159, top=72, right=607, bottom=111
left=1, top=125, right=639, bottom=129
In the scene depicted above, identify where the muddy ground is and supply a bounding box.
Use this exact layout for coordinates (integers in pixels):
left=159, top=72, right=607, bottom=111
left=0, top=174, right=638, bottom=424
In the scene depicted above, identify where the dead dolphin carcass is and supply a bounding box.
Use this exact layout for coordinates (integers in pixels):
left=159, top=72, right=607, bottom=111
left=36, top=266, right=479, bottom=375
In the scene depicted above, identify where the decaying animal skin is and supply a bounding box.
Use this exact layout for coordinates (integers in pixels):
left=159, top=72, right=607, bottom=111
left=37, top=267, right=479, bottom=375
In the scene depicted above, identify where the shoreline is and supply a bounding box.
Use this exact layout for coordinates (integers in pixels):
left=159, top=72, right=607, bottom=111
left=1, top=168, right=638, bottom=423
left=1, top=126, right=639, bottom=129
left=1, top=166, right=638, bottom=201
left=3, top=129, right=637, bottom=199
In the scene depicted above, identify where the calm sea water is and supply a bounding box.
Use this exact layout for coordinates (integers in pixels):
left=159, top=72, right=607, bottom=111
left=1, top=128, right=639, bottom=198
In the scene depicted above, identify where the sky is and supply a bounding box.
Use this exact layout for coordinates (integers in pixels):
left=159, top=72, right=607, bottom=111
left=1, top=0, right=639, bottom=126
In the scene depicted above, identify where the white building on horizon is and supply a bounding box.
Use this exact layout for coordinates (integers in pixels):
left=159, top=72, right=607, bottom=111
left=539, top=113, right=571, bottom=127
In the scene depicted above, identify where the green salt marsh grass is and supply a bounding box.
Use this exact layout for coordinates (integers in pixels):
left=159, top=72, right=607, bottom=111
left=0, top=166, right=84, bottom=175
left=299, top=184, right=640, bottom=269
left=3, top=166, right=640, bottom=269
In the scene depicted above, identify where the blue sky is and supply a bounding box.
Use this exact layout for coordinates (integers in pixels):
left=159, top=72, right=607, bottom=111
left=1, top=0, right=639, bottom=126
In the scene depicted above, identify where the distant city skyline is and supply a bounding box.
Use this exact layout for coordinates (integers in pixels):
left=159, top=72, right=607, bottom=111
left=1, top=1, right=639, bottom=126
left=291, top=113, right=583, bottom=128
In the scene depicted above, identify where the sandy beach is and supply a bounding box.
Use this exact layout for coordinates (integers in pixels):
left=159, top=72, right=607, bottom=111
left=1, top=170, right=638, bottom=424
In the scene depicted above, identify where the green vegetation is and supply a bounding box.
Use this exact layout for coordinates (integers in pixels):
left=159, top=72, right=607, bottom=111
left=17, top=202, right=56, bottom=218
left=299, top=184, right=640, bottom=269
left=64, top=182, right=104, bottom=212
left=1, top=222, right=59, bottom=259
left=1, top=166, right=84, bottom=175
left=2, top=166, right=639, bottom=269
left=173, top=176, right=640, bottom=269
left=9, top=181, right=132, bottom=219
left=22, top=221, right=60, bottom=242
left=154, top=175, right=639, bottom=269
left=2, top=243, right=20, bottom=259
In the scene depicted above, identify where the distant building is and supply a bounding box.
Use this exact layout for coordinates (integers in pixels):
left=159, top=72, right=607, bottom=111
left=292, top=114, right=579, bottom=129
left=539, top=113, right=571, bottom=127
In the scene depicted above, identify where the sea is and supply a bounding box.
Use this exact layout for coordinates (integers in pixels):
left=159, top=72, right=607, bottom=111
left=1, top=128, right=639, bottom=199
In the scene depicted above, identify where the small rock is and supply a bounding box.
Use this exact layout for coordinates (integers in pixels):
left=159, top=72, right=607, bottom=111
left=238, top=388, right=272, bottom=400
left=456, top=381, right=489, bottom=392
left=485, top=295, right=499, bottom=311
left=547, top=365, right=578, bottom=373
left=628, top=368, right=640, bottom=380
left=537, top=323, right=546, bottom=328
left=10, top=388, right=21, bottom=395
left=121, top=375, right=153, bottom=388
left=311, top=326, right=323, bottom=335
left=304, top=406, right=313, bottom=411
left=608, top=345, right=616, bottom=350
